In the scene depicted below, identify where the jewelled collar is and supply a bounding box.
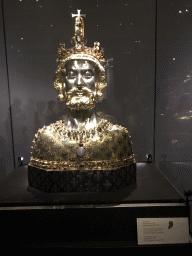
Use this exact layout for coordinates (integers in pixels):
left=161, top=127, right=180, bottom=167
left=53, top=118, right=111, bottom=157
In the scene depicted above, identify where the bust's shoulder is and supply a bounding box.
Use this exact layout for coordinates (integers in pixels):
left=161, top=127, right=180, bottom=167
left=106, top=122, right=131, bottom=139
left=97, top=111, right=117, bottom=124
left=34, top=121, right=62, bottom=140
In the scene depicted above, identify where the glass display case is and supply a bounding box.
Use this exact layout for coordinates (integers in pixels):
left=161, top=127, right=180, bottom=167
left=0, top=0, right=192, bottom=248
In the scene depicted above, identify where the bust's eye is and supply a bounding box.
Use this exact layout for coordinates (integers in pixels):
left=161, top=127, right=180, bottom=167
left=67, top=71, right=76, bottom=78
left=83, top=70, right=93, bottom=79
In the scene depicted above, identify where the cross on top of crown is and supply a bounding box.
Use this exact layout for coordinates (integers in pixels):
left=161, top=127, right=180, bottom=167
left=71, top=9, right=86, bottom=19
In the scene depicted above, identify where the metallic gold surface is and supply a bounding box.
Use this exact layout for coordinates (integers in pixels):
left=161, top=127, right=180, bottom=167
left=29, top=118, right=135, bottom=171
left=29, top=9, right=136, bottom=185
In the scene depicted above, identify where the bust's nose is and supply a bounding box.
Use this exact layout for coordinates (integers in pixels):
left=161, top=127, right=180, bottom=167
left=76, top=73, right=84, bottom=89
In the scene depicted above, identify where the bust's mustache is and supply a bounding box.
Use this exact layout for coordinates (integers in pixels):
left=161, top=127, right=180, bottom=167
left=67, top=86, right=95, bottom=98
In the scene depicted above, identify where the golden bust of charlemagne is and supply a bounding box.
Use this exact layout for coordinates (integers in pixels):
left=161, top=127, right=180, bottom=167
left=28, top=10, right=136, bottom=192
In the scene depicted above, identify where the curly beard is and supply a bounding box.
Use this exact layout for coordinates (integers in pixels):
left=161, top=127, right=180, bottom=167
left=65, top=88, right=97, bottom=110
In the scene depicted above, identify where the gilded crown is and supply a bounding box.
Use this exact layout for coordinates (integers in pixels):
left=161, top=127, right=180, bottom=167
left=56, top=9, right=105, bottom=65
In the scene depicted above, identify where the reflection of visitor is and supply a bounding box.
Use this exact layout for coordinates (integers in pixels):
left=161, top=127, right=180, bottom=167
left=45, top=100, right=56, bottom=125
left=168, top=221, right=173, bottom=229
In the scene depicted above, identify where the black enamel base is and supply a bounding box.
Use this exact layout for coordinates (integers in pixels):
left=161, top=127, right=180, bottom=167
left=28, top=163, right=136, bottom=192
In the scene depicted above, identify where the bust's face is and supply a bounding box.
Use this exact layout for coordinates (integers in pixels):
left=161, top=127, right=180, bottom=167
left=64, top=60, right=97, bottom=110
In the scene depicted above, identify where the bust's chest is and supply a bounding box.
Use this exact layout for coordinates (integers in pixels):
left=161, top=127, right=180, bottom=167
left=35, top=120, right=132, bottom=163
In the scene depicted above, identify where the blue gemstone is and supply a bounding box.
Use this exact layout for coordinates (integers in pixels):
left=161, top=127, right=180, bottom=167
left=80, top=133, right=83, bottom=139
left=73, top=132, right=76, bottom=139
left=86, top=131, right=90, bottom=138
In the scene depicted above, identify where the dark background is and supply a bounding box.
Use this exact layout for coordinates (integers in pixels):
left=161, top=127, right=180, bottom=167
left=1, top=0, right=192, bottom=185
